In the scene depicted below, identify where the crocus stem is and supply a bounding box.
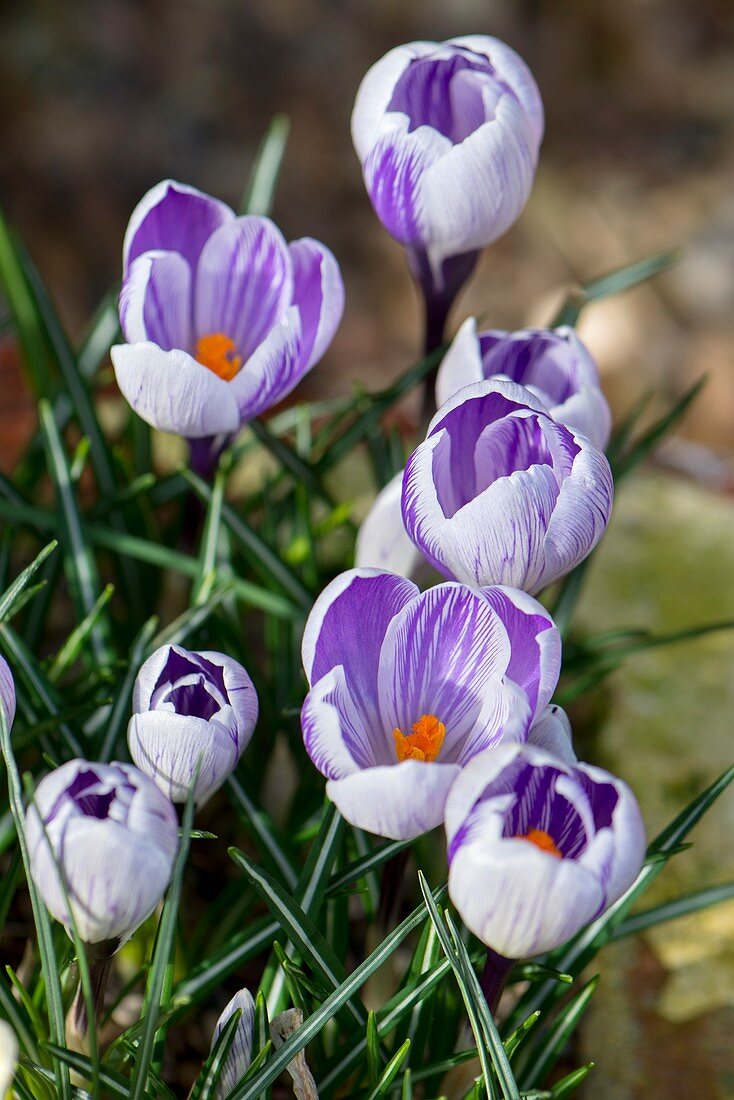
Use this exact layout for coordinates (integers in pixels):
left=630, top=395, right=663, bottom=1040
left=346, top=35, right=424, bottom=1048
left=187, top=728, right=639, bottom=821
left=480, top=948, right=515, bottom=1015
left=70, top=939, right=119, bottom=1040
left=377, top=847, right=412, bottom=930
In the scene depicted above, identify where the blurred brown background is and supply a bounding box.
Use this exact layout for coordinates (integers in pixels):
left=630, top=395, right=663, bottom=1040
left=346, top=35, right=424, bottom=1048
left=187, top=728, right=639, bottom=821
left=2, top=2, right=734, bottom=1097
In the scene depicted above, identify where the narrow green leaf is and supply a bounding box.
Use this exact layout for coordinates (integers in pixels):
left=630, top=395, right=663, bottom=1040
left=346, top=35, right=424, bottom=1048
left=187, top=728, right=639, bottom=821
left=48, top=584, right=115, bottom=683
left=96, top=616, right=157, bottom=762
left=77, top=291, right=120, bottom=380
left=0, top=541, right=58, bottom=623
left=518, top=976, right=598, bottom=1088
left=366, top=1039, right=411, bottom=1099
left=192, top=465, right=226, bottom=606
left=241, top=114, right=291, bottom=216
left=189, top=1006, right=241, bottom=1100
left=613, top=881, right=734, bottom=940
left=0, top=207, right=55, bottom=393
left=227, top=776, right=298, bottom=890
left=612, top=377, right=705, bottom=480
left=130, top=777, right=196, bottom=1099
left=551, top=249, right=679, bottom=327
left=366, top=1010, right=381, bottom=1083
left=0, top=623, right=83, bottom=757
left=550, top=1062, right=595, bottom=1098
left=0, top=707, right=71, bottom=1100
left=38, top=400, right=113, bottom=665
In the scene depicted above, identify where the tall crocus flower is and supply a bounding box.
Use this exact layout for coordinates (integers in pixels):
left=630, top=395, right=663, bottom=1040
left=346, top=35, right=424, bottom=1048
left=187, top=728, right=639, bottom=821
left=112, top=180, right=344, bottom=474
left=436, top=318, right=612, bottom=449
left=210, top=988, right=256, bottom=1099
left=301, top=569, right=561, bottom=840
left=0, top=1020, right=17, bottom=1099
left=25, top=760, right=178, bottom=944
left=446, top=743, right=646, bottom=958
left=128, top=645, right=258, bottom=806
left=0, top=655, right=15, bottom=730
left=352, top=37, right=543, bottom=348
left=402, top=379, right=613, bottom=594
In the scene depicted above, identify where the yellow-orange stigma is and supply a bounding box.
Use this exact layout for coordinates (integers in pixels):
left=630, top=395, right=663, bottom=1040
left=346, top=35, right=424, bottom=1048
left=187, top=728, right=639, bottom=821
left=517, top=829, right=562, bottom=858
left=393, top=714, right=446, bottom=763
left=195, top=332, right=242, bottom=381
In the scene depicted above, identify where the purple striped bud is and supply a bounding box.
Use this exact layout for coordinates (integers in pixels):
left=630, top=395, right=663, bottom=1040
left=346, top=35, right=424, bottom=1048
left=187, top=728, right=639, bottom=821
left=436, top=319, right=612, bottom=449
left=402, top=380, right=614, bottom=594
left=446, top=743, right=646, bottom=958
left=25, top=760, right=178, bottom=944
left=128, top=645, right=258, bottom=806
left=210, top=988, right=256, bottom=1099
left=352, top=37, right=543, bottom=315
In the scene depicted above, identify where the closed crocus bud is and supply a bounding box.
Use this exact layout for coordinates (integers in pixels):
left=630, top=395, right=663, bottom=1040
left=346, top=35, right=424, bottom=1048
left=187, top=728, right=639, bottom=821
left=352, top=37, right=543, bottom=338
left=25, top=760, right=178, bottom=944
left=211, top=988, right=255, bottom=1099
left=301, top=568, right=560, bottom=841
left=436, top=318, right=612, bottom=449
left=402, top=379, right=614, bottom=594
left=0, top=654, right=16, bottom=730
left=446, top=743, right=646, bottom=958
left=128, top=645, right=258, bottom=806
left=112, top=181, right=344, bottom=475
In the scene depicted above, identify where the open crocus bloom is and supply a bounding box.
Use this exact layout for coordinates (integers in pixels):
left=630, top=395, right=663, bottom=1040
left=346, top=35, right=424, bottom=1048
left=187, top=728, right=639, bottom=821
left=402, top=379, right=614, bottom=594
left=436, top=318, right=612, bottom=449
left=128, top=644, right=258, bottom=806
left=446, top=743, right=646, bottom=958
left=351, top=36, right=543, bottom=299
left=111, top=180, right=344, bottom=443
left=25, top=760, right=178, bottom=944
left=301, top=569, right=561, bottom=840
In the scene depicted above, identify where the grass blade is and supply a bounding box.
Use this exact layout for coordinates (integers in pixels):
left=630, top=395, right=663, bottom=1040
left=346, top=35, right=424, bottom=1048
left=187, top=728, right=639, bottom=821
left=241, top=114, right=291, bottom=216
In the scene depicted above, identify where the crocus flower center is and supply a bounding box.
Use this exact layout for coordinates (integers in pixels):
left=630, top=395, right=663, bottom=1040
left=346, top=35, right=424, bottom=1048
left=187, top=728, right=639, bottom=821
left=195, top=333, right=242, bottom=381
left=517, top=828, right=562, bottom=858
left=393, top=714, right=446, bottom=763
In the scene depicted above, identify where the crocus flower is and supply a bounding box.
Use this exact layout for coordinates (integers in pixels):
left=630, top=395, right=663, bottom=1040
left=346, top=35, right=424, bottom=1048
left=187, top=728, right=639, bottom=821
left=0, top=1020, right=17, bottom=1098
left=25, top=760, right=178, bottom=944
left=301, top=568, right=561, bottom=840
left=128, top=645, right=258, bottom=806
left=111, top=180, right=344, bottom=468
left=436, top=318, right=612, bottom=449
left=210, top=988, right=255, bottom=1099
left=351, top=37, right=543, bottom=337
left=0, top=654, right=15, bottom=730
left=402, top=379, right=614, bottom=594
left=446, top=743, right=646, bottom=958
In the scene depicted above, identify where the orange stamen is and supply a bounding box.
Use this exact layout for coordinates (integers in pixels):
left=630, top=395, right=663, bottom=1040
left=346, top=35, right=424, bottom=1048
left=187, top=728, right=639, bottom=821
left=195, top=332, right=242, bottom=381
left=517, top=829, right=562, bottom=858
left=393, top=714, right=446, bottom=763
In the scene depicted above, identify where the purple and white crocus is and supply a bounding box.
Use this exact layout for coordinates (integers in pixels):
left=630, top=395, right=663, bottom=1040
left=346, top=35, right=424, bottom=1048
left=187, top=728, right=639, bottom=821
left=0, top=654, right=15, bottom=731
left=436, top=318, right=612, bottom=450
left=25, top=760, right=178, bottom=944
left=112, top=180, right=344, bottom=472
left=128, top=645, right=258, bottom=806
left=402, top=379, right=614, bottom=594
left=446, top=743, right=646, bottom=958
left=352, top=37, right=543, bottom=337
left=301, top=568, right=561, bottom=840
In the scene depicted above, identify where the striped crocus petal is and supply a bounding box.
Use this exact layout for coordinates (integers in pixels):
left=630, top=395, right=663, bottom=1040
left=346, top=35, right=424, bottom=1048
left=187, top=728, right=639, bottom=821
left=123, top=179, right=234, bottom=278
left=446, top=744, right=645, bottom=959
left=0, top=654, right=16, bottom=730
left=300, top=569, right=553, bottom=841
left=211, top=988, right=256, bottom=1099
left=436, top=318, right=612, bottom=449
left=401, top=379, right=614, bottom=594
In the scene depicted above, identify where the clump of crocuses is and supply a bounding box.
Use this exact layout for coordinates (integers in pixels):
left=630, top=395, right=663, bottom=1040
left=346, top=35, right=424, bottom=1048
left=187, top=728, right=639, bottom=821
left=128, top=644, right=258, bottom=806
